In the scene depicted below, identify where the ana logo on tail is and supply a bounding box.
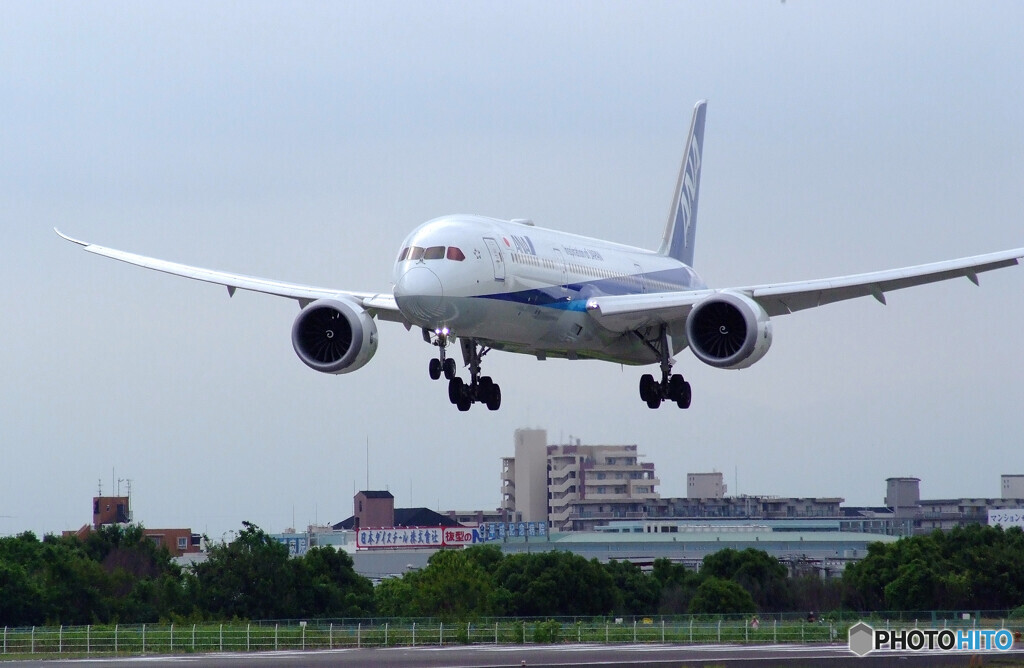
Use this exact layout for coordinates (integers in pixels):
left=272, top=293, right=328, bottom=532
left=678, top=138, right=702, bottom=248
left=662, top=100, right=706, bottom=266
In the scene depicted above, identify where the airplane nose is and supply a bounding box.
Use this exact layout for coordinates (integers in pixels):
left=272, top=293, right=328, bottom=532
left=395, top=266, right=443, bottom=299
left=394, top=266, right=447, bottom=323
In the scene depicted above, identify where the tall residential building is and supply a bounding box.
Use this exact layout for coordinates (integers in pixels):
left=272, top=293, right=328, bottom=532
left=502, top=428, right=548, bottom=523
left=502, top=429, right=661, bottom=531
left=548, top=441, right=661, bottom=531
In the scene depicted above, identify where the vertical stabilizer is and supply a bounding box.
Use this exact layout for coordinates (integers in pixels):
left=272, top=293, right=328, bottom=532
left=659, top=100, right=707, bottom=266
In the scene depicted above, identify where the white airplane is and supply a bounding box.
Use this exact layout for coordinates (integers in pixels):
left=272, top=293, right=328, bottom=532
left=58, top=101, right=1024, bottom=411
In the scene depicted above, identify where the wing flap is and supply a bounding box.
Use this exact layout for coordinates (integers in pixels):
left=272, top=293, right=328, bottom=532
left=586, top=290, right=715, bottom=332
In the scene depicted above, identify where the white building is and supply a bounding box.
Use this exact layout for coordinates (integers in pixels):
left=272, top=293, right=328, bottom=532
left=687, top=472, right=727, bottom=499
left=501, top=428, right=549, bottom=523
left=1002, top=475, right=1024, bottom=499
left=502, top=429, right=660, bottom=531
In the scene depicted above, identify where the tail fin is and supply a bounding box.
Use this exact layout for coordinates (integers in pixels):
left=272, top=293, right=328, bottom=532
left=659, top=100, right=707, bottom=266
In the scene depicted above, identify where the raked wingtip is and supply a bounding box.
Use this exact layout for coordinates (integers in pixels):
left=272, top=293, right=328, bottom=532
left=54, top=228, right=88, bottom=246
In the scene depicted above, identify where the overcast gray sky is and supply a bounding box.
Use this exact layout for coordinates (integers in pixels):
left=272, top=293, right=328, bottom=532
left=3, top=2, right=1023, bottom=539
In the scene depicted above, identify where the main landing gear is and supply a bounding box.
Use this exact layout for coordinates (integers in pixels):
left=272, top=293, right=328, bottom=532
left=637, top=326, right=692, bottom=409
left=424, top=329, right=501, bottom=412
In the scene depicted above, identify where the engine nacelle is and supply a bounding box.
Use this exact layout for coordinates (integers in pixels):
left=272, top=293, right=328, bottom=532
left=685, top=292, right=772, bottom=369
left=291, top=297, right=378, bottom=374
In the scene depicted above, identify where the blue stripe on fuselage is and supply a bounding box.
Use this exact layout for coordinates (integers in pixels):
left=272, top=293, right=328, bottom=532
left=478, top=266, right=703, bottom=311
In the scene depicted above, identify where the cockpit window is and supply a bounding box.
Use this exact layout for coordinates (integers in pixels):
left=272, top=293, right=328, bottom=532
left=400, top=245, right=465, bottom=262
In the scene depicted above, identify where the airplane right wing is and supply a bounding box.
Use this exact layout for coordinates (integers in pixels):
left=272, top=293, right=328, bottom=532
left=586, top=247, right=1024, bottom=333
left=55, top=229, right=407, bottom=324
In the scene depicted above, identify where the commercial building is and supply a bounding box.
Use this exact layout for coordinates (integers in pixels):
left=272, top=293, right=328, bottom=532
left=65, top=493, right=202, bottom=558
left=507, top=523, right=897, bottom=577
left=332, top=490, right=461, bottom=531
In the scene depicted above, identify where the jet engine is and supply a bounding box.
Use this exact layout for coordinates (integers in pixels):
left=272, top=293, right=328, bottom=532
left=291, top=297, right=378, bottom=374
left=685, top=292, right=772, bottom=369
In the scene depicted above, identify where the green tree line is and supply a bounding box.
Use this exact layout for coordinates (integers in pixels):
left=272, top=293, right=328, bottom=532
left=842, top=523, right=1024, bottom=611
left=3, top=522, right=1024, bottom=626
left=0, top=522, right=374, bottom=626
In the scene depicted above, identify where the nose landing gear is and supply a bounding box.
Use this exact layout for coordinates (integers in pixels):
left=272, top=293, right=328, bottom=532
left=424, top=329, right=501, bottom=411
left=425, top=328, right=457, bottom=380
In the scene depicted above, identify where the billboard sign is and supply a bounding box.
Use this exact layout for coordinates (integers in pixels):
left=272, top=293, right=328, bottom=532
left=442, top=527, right=482, bottom=546
left=278, top=535, right=308, bottom=556
left=356, top=526, right=487, bottom=549
left=988, top=509, right=1024, bottom=529
left=481, top=521, right=547, bottom=539
left=357, top=527, right=443, bottom=548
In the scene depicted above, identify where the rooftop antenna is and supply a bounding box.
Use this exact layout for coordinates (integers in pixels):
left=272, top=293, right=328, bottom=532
left=366, top=436, right=370, bottom=490
left=97, top=479, right=103, bottom=496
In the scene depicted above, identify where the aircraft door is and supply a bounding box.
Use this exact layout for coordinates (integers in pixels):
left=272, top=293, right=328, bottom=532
left=483, top=238, right=506, bottom=281
left=633, top=262, right=647, bottom=294
left=553, top=248, right=569, bottom=296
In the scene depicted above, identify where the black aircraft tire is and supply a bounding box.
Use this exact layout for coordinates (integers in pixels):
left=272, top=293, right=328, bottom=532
left=639, top=374, right=656, bottom=401
left=677, top=382, right=692, bottom=409
left=486, top=385, right=502, bottom=411
left=448, top=377, right=463, bottom=404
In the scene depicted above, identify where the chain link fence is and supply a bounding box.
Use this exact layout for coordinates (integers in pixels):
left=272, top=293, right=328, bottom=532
left=3, top=611, right=1022, bottom=657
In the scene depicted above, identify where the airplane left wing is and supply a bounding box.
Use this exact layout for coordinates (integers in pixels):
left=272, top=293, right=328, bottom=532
left=55, top=229, right=407, bottom=324
left=587, top=247, right=1024, bottom=332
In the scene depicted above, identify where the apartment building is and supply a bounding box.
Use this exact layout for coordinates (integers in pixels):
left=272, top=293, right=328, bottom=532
left=502, top=429, right=661, bottom=531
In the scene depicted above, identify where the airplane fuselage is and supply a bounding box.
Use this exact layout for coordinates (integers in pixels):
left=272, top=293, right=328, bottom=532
left=392, top=215, right=706, bottom=365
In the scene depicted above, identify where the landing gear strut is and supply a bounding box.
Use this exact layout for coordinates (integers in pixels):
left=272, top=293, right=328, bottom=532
left=446, top=338, right=502, bottom=411
left=425, top=329, right=501, bottom=411
left=637, top=326, right=691, bottom=409
left=425, top=328, right=457, bottom=380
